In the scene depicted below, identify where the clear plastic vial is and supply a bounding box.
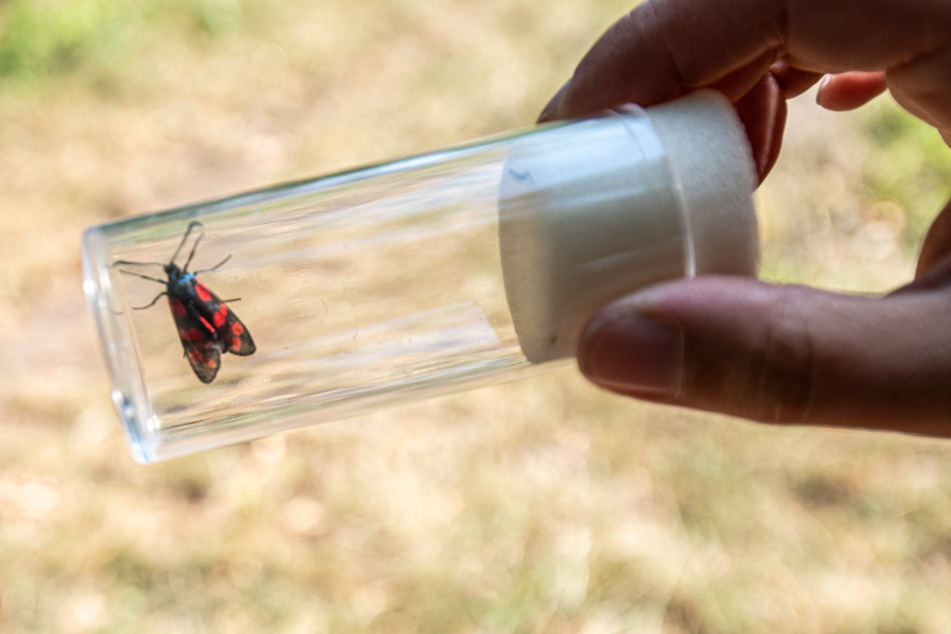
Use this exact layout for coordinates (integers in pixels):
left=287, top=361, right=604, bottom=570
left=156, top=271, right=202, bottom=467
left=83, top=91, right=759, bottom=462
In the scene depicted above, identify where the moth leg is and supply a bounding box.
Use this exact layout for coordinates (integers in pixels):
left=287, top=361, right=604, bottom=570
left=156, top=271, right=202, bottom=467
left=133, top=291, right=168, bottom=310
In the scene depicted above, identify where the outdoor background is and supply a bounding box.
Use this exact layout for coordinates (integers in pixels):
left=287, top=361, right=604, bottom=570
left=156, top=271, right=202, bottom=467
left=3, top=1, right=951, bottom=632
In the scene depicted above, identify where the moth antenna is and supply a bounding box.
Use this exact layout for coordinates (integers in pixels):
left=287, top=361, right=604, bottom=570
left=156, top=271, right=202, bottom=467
left=173, top=221, right=205, bottom=270
left=193, top=254, right=232, bottom=275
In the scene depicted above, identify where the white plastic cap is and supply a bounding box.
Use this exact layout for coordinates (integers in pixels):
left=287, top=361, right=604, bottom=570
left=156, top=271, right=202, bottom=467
left=498, top=91, right=758, bottom=363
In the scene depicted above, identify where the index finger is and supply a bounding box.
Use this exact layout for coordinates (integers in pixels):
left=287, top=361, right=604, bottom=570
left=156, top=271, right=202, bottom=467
left=541, top=0, right=951, bottom=120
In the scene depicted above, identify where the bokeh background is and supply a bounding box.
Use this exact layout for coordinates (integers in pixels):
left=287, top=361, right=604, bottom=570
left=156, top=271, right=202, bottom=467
left=3, top=1, right=951, bottom=632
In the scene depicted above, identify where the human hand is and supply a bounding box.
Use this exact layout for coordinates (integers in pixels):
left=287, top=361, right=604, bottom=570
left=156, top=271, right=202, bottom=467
left=540, top=0, right=951, bottom=435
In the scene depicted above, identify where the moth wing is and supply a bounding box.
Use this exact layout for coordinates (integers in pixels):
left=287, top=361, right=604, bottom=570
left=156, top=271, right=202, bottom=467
left=169, top=296, right=222, bottom=383
left=197, top=287, right=256, bottom=357
left=221, top=310, right=256, bottom=356
left=183, top=338, right=222, bottom=383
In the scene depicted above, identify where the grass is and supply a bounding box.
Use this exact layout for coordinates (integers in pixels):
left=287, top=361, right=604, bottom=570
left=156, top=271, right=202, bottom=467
left=2, top=0, right=951, bottom=633
left=0, top=0, right=245, bottom=85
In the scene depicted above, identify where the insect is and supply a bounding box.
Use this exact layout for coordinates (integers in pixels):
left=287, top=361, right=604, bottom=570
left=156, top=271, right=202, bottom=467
left=114, top=221, right=256, bottom=383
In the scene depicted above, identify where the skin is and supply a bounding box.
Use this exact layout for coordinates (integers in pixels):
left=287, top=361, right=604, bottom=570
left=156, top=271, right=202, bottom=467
left=538, top=0, right=951, bottom=435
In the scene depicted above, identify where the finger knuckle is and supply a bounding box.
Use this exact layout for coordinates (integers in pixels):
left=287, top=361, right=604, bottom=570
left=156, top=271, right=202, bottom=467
left=750, top=308, right=817, bottom=423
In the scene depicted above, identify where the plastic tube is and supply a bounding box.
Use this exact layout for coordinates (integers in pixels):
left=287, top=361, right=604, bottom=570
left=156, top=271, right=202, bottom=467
left=83, top=91, right=758, bottom=462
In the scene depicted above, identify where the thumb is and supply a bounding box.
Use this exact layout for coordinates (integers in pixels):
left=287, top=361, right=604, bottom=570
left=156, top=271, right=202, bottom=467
left=577, top=276, right=951, bottom=436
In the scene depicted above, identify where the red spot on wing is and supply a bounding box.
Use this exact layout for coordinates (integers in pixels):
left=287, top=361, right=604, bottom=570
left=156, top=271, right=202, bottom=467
left=170, top=298, right=187, bottom=318
left=232, top=321, right=244, bottom=335
left=180, top=328, right=204, bottom=342
left=196, top=282, right=212, bottom=302
left=213, top=304, right=228, bottom=327
left=232, top=337, right=242, bottom=351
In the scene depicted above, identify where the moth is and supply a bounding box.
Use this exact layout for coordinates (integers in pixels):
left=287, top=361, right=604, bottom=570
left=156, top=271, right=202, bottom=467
left=114, top=221, right=256, bottom=383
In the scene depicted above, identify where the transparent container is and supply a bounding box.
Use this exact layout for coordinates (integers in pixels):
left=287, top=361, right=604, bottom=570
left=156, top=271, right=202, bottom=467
left=83, top=91, right=759, bottom=462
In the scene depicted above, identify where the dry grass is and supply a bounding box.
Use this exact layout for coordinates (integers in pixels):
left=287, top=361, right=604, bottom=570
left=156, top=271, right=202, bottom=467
left=2, top=0, right=951, bottom=632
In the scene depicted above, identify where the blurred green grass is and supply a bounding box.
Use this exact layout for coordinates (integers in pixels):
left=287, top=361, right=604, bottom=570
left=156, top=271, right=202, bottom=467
left=0, top=0, right=242, bottom=83
left=2, top=1, right=951, bottom=633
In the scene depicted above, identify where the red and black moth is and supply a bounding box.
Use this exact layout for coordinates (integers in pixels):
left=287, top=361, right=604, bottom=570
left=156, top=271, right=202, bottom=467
left=114, top=221, right=256, bottom=383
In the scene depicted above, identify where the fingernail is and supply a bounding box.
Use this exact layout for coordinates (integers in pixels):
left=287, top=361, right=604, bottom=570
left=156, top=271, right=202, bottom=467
left=816, top=74, right=832, bottom=104
left=578, top=307, right=683, bottom=396
left=537, top=81, right=570, bottom=123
